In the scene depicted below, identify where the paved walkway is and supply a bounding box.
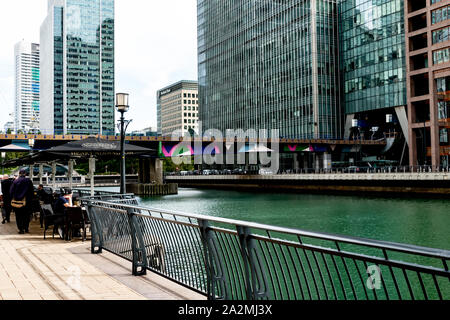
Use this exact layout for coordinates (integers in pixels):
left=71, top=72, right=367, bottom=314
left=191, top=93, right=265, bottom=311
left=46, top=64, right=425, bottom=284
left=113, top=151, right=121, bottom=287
left=0, top=213, right=205, bottom=300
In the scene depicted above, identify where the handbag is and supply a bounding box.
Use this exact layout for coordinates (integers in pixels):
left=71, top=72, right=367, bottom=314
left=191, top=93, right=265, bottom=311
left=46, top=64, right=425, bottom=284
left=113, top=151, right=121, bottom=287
left=11, top=198, right=26, bottom=209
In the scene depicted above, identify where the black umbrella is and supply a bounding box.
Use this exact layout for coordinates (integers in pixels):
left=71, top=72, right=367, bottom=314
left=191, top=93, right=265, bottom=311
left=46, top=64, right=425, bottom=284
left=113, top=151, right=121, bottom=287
left=44, top=136, right=155, bottom=158
left=1, top=151, right=78, bottom=168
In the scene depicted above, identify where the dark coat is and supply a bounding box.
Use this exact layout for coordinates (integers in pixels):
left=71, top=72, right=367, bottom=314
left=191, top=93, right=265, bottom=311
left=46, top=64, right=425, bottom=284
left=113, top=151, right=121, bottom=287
left=10, top=176, right=34, bottom=207
left=1, top=179, right=13, bottom=203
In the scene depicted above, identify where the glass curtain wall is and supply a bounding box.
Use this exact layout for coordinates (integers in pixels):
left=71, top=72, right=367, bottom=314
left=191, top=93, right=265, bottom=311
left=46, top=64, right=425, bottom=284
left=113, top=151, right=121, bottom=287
left=198, top=0, right=342, bottom=139
left=339, top=0, right=406, bottom=115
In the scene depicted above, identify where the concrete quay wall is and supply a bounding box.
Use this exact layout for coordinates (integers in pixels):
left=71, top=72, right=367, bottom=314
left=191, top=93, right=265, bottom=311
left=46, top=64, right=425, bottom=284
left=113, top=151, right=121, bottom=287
left=165, top=173, right=450, bottom=196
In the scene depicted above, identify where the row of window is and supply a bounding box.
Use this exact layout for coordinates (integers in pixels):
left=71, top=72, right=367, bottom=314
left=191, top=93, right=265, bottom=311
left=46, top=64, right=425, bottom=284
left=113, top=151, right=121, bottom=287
left=183, top=93, right=198, bottom=98
left=183, top=99, right=198, bottom=105
left=432, top=26, right=450, bottom=44
left=434, top=47, right=450, bottom=65
left=432, top=5, right=450, bottom=25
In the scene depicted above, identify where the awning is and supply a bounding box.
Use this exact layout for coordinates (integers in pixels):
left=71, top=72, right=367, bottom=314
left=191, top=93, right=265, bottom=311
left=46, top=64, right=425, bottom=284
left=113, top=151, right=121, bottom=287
left=45, top=136, right=155, bottom=157
left=0, top=143, right=30, bottom=152
left=238, top=144, right=274, bottom=153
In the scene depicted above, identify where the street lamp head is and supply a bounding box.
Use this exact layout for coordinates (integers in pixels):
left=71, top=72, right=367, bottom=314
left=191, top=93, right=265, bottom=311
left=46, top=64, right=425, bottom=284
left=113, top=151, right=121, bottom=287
left=116, top=93, right=129, bottom=112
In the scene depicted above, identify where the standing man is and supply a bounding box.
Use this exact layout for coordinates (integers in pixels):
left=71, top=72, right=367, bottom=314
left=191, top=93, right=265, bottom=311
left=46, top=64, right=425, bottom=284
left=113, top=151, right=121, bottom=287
left=10, top=170, right=34, bottom=234
left=1, top=174, right=13, bottom=224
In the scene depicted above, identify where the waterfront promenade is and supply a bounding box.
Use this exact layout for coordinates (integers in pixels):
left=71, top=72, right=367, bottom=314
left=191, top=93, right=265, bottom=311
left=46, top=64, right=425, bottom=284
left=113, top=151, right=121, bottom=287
left=0, top=215, right=204, bottom=300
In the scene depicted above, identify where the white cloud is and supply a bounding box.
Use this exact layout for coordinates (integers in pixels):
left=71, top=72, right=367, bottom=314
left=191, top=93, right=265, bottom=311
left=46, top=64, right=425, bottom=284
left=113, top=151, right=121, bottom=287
left=0, top=0, right=198, bottom=132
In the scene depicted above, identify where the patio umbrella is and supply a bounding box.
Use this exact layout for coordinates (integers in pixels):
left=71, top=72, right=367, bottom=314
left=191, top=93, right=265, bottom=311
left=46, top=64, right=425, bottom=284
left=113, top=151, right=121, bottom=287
left=44, top=136, right=155, bottom=157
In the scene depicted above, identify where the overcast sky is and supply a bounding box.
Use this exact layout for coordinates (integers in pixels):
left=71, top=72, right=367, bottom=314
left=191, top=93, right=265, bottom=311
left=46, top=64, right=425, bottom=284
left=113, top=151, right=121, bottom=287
left=0, top=0, right=198, bottom=132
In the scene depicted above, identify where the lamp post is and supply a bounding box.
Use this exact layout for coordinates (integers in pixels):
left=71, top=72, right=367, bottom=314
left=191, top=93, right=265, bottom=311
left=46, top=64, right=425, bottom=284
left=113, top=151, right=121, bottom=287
left=1, top=152, right=5, bottom=175
left=28, top=139, right=35, bottom=179
left=116, top=93, right=130, bottom=194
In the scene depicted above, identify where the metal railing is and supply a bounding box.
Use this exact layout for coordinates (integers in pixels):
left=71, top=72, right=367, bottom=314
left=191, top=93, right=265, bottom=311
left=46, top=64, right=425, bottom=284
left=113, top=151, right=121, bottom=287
left=81, top=195, right=450, bottom=300
left=165, top=165, right=450, bottom=177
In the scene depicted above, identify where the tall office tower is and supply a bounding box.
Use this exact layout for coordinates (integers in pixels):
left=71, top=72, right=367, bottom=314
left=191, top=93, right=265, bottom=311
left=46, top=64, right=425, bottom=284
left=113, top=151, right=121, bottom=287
left=405, top=0, right=450, bottom=168
left=339, top=0, right=409, bottom=144
left=40, top=0, right=115, bottom=135
left=198, top=0, right=342, bottom=139
left=157, top=80, right=199, bottom=137
left=14, top=41, right=40, bottom=133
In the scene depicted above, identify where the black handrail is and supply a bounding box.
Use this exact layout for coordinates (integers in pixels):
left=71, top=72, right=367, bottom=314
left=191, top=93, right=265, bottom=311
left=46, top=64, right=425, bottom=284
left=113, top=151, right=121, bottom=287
left=81, top=194, right=450, bottom=300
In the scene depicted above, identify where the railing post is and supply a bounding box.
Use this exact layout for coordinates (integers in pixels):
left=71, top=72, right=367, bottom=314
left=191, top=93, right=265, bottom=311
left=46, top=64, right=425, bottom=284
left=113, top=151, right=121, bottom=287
left=86, top=203, right=103, bottom=254
left=198, top=219, right=229, bottom=300
left=127, top=208, right=148, bottom=276
left=236, top=226, right=271, bottom=300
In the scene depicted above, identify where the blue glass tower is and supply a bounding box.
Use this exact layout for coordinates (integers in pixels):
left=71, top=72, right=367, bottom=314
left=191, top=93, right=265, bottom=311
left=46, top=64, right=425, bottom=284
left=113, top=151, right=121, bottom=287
left=40, top=0, right=115, bottom=135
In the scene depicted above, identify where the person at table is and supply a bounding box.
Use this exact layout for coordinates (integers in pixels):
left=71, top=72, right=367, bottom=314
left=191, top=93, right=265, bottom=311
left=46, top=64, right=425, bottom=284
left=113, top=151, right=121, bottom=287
left=1, top=175, right=13, bottom=224
left=53, top=189, right=74, bottom=239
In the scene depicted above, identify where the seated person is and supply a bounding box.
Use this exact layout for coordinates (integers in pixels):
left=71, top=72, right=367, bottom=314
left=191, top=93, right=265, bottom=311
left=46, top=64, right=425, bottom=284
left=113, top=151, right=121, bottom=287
left=53, top=189, right=74, bottom=238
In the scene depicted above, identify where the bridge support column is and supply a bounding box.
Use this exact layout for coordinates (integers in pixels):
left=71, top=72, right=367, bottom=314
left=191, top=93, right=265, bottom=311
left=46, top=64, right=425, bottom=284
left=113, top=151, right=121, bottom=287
left=138, top=158, right=163, bottom=185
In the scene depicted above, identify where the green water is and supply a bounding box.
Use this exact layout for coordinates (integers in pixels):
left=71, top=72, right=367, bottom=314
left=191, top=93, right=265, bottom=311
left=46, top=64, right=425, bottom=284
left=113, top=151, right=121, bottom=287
left=138, top=188, right=450, bottom=250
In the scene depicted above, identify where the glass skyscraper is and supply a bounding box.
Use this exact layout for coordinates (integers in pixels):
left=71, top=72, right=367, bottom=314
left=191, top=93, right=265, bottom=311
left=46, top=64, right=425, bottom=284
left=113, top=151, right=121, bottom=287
left=198, top=0, right=342, bottom=139
left=14, top=41, right=40, bottom=133
left=338, top=0, right=406, bottom=115
left=40, top=0, right=115, bottom=135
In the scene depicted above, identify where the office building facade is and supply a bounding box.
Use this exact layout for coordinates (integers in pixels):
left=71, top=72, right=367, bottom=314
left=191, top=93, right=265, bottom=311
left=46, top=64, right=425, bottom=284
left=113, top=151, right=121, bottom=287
left=405, top=0, right=450, bottom=168
left=157, top=80, right=199, bottom=137
left=198, top=0, right=342, bottom=139
left=40, top=0, right=115, bottom=135
left=198, top=0, right=450, bottom=168
left=14, top=41, right=40, bottom=133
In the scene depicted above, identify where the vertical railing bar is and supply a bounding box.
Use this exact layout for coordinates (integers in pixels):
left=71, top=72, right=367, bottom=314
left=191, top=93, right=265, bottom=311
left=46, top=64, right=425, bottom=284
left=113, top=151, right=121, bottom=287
left=143, top=214, right=162, bottom=270
left=378, top=264, right=390, bottom=300
left=249, top=239, right=270, bottom=300
left=432, top=274, right=443, bottom=300
left=151, top=216, right=175, bottom=280
left=266, top=231, right=289, bottom=300
left=219, top=231, right=244, bottom=300
left=214, top=231, right=235, bottom=299
left=286, top=246, right=306, bottom=300
left=218, top=232, right=241, bottom=299
left=330, top=255, right=347, bottom=300
left=230, top=232, right=250, bottom=300
left=191, top=222, right=208, bottom=293
left=293, top=245, right=313, bottom=300
left=270, top=240, right=291, bottom=299
left=183, top=222, right=206, bottom=292
left=363, top=261, right=377, bottom=300
left=260, top=240, right=280, bottom=300
left=442, top=259, right=448, bottom=272
left=177, top=223, right=201, bottom=290
left=276, top=242, right=297, bottom=299
left=142, top=217, right=160, bottom=271
left=352, top=258, right=369, bottom=300
left=402, top=268, right=415, bottom=300
left=168, top=219, right=194, bottom=288
left=383, top=249, right=402, bottom=300
left=321, top=253, right=338, bottom=300
left=302, top=249, right=321, bottom=300
left=161, top=216, right=186, bottom=284
left=417, top=272, right=428, bottom=300
left=311, top=251, right=329, bottom=300
left=158, top=215, right=184, bottom=282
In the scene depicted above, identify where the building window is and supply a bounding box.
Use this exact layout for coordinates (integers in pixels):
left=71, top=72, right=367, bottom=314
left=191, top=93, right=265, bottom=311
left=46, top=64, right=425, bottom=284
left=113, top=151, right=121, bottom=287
left=432, top=5, right=449, bottom=25
left=433, top=48, right=450, bottom=65
left=432, top=26, right=450, bottom=44
left=440, top=129, right=448, bottom=144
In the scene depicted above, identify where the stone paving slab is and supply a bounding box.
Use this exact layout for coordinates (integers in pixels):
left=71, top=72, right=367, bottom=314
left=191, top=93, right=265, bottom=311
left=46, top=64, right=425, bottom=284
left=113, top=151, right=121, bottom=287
left=0, top=213, right=204, bottom=300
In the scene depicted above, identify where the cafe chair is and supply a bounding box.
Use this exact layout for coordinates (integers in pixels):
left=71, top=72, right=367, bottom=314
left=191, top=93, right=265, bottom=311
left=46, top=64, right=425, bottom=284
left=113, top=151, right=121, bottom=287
left=65, top=207, right=87, bottom=242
